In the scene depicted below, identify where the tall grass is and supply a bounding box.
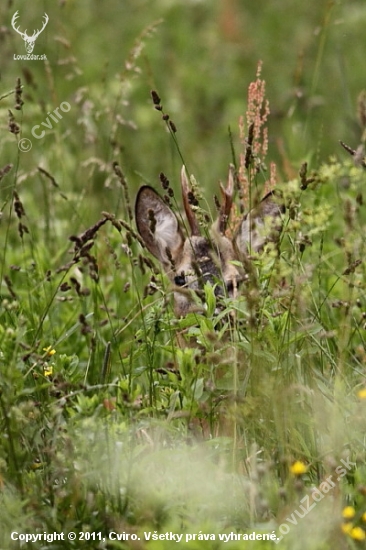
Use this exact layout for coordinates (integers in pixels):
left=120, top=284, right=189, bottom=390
left=1, top=1, right=366, bottom=548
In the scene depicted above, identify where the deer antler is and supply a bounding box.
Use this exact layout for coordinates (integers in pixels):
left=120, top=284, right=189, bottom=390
left=181, top=165, right=200, bottom=236
left=218, top=164, right=234, bottom=233
left=33, top=13, right=49, bottom=39
left=11, top=11, right=48, bottom=39
left=11, top=11, right=26, bottom=38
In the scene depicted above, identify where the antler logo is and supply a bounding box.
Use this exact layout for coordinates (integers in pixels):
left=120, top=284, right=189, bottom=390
left=11, top=11, right=49, bottom=53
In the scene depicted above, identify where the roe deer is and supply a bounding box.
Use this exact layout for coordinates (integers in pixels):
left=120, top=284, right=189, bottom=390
left=135, top=165, right=285, bottom=319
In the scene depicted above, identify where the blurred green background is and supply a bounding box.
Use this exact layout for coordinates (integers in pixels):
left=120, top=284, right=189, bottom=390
left=1, top=0, right=366, bottom=225
left=1, top=5, right=366, bottom=544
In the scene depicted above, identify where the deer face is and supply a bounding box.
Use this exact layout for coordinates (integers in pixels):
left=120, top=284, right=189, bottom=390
left=135, top=166, right=284, bottom=317
left=22, top=36, right=37, bottom=54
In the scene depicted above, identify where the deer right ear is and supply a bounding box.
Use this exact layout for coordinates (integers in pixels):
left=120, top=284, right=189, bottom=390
left=234, top=191, right=285, bottom=256
left=135, top=186, right=184, bottom=271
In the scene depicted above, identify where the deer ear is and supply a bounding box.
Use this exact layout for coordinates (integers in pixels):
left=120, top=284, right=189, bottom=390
left=135, top=186, right=184, bottom=270
left=234, top=191, right=285, bottom=255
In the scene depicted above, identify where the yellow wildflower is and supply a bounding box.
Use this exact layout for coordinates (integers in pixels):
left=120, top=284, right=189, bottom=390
left=43, top=365, right=53, bottom=377
left=342, top=506, right=356, bottom=520
left=290, top=461, right=308, bottom=475
left=357, top=388, right=366, bottom=399
left=43, top=346, right=56, bottom=356
left=362, top=512, right=366, bottom=522
left=350, top=527, right=365, bottom=541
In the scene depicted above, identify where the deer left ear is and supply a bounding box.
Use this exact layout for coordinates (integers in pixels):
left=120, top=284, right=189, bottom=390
left=135, top=186, right=184, bottom=271
left=234, top=192, right=285, bottom=255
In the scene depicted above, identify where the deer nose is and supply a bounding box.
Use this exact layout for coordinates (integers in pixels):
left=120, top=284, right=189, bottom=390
left=225, top=276, right=244, bottom=295
left=174, top=274, right=186, bottom=287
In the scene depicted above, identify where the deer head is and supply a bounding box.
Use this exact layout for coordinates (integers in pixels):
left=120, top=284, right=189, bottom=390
left=11, top=11, right=49, bottom=53
left=135, top=165, right=285, bottom=317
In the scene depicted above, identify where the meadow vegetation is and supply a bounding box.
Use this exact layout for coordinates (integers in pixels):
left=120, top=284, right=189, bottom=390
left=1, top=1, right=366, bottom=548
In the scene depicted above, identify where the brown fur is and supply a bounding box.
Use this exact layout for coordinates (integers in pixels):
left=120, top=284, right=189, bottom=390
left=135, top=165, right=285, bottom=318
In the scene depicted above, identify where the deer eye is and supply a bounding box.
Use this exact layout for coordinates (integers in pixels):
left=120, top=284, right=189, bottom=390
left=226, top=281, right=234, bottom=294
left=174, top=273, right=186, bottom=287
